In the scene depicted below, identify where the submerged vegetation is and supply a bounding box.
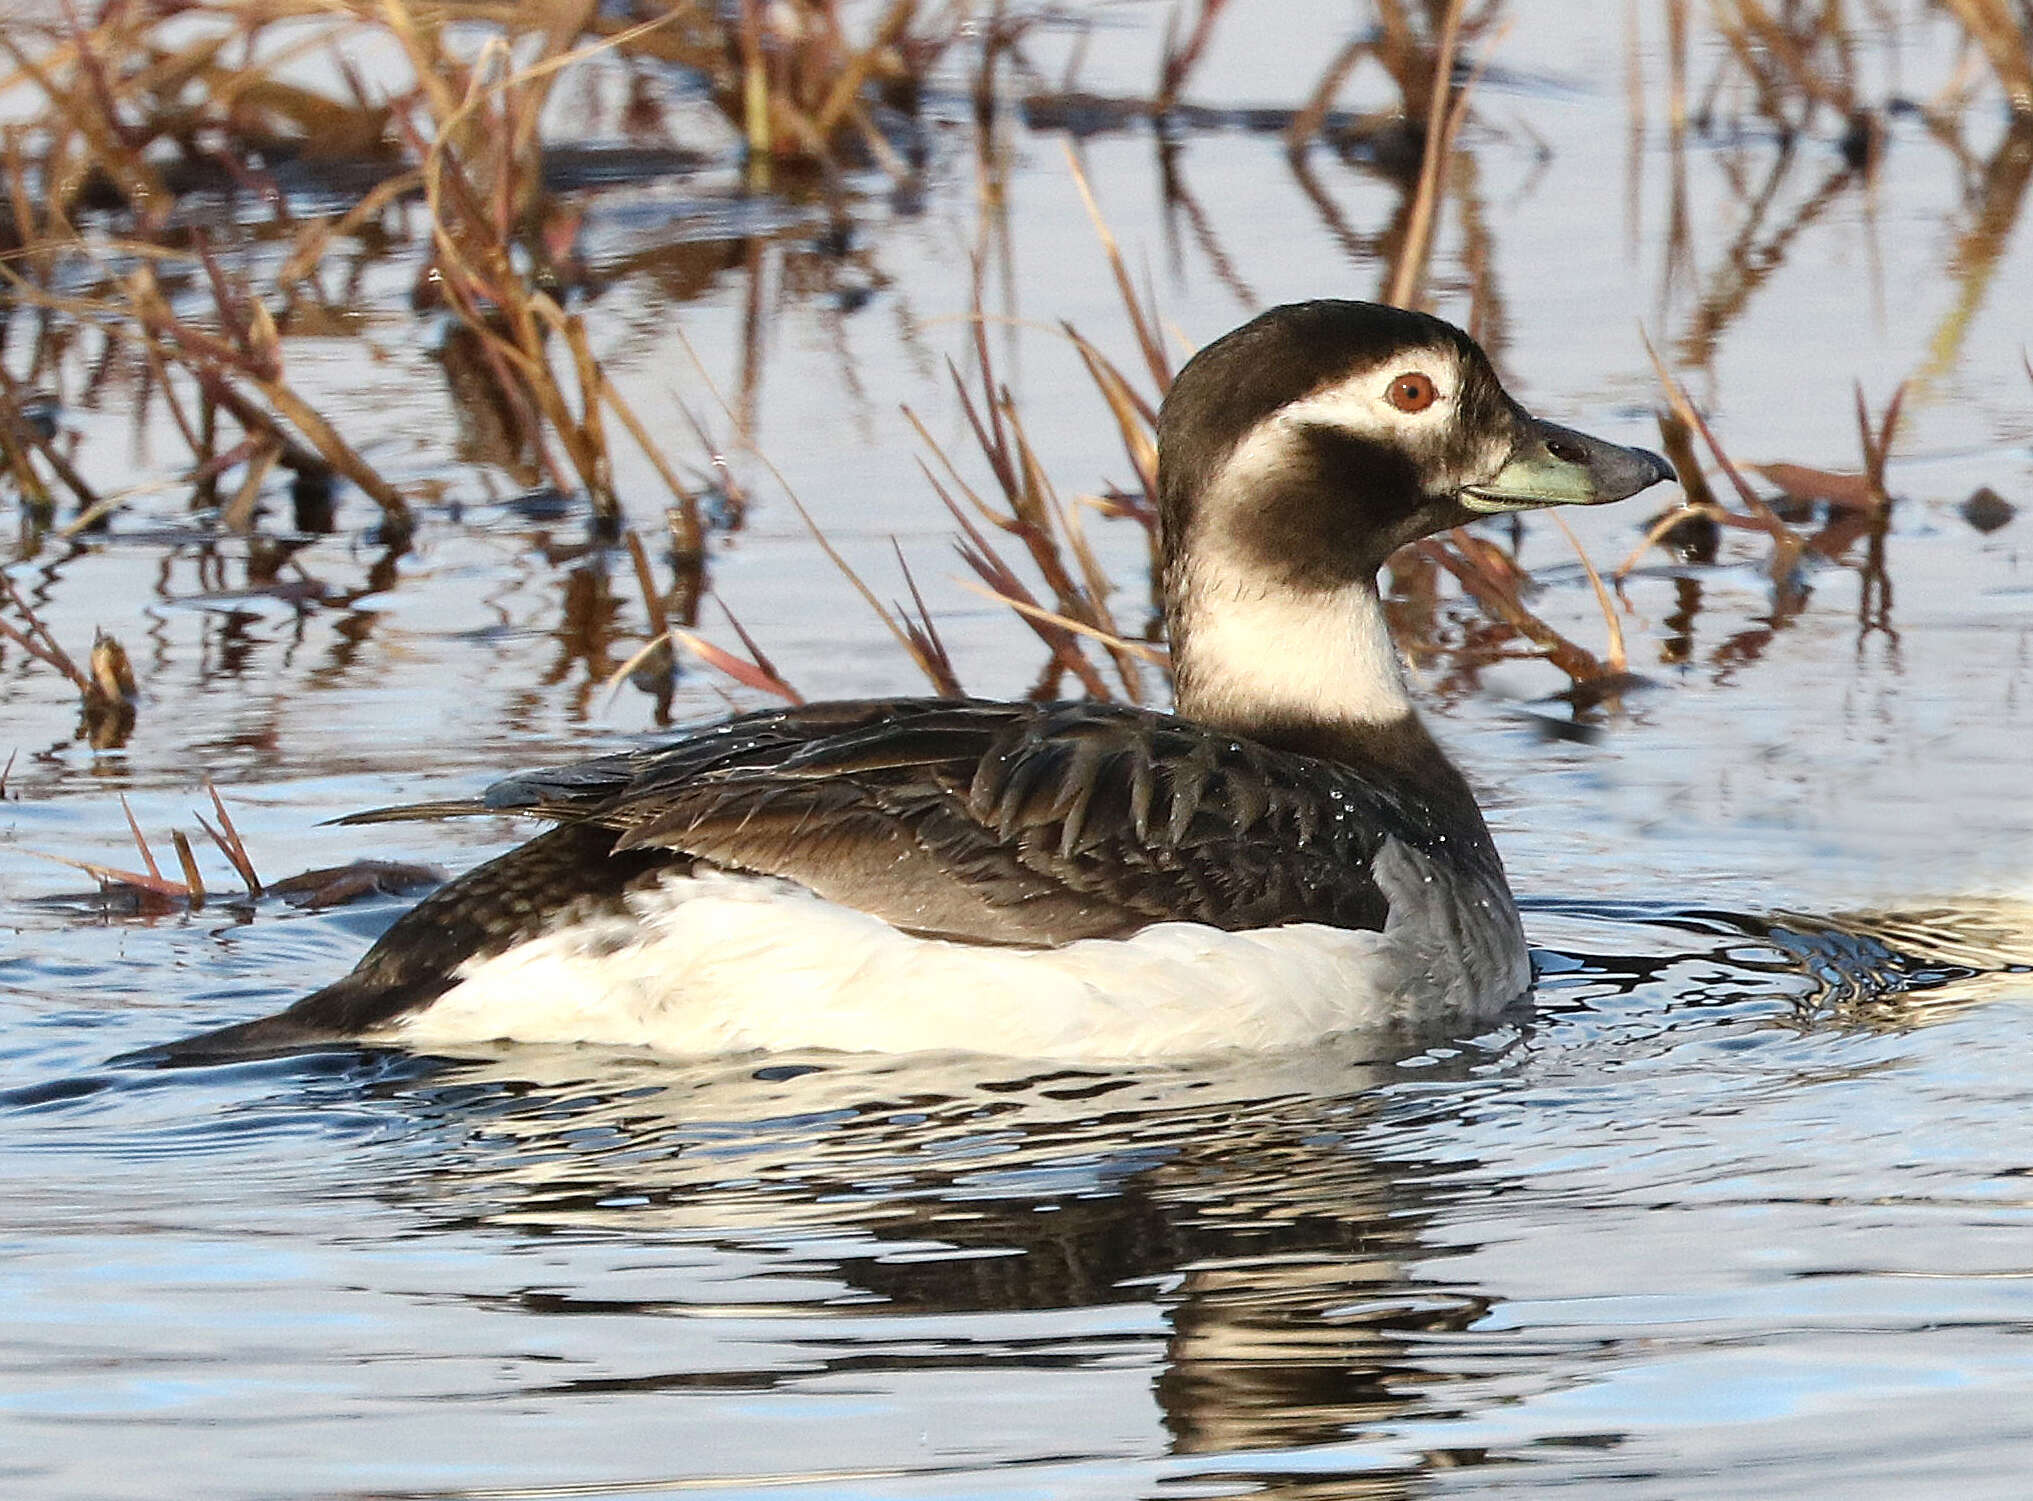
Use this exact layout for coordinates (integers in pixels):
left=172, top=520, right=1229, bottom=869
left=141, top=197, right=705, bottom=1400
left=1, top=0, right=2029, bottom=903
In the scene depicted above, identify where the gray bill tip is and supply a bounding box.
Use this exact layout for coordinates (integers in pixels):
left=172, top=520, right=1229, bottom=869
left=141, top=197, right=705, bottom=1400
left=1631, top=446, right=1677, bottom=490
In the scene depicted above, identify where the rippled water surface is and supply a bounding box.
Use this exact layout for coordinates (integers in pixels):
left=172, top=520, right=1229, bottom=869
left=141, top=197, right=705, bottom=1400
left=6, top=1, right=2033, bottom=1495
left=10, top=902, right=2033, bottom=1498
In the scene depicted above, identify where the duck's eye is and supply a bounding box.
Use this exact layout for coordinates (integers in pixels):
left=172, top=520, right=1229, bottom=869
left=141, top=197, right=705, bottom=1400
left=1387, top=372, right=1439, bottom=413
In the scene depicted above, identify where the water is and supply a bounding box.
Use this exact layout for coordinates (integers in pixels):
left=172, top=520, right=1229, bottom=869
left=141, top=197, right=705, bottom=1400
left=6, top=1, right=2033, bottom=1495
left=9, top=903, right=2032, bottom=1497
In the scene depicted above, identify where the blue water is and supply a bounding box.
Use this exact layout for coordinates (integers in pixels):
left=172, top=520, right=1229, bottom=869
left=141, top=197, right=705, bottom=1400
left=6, top=886, right=2031, bottom=1498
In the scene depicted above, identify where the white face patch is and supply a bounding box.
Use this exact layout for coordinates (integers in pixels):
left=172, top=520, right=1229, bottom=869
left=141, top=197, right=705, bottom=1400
left=1224, top=341, right=1518, bottom=499
left=1284, top=339, right=1528, bottom=475
left=1276, top=341, right=1467, bottom=445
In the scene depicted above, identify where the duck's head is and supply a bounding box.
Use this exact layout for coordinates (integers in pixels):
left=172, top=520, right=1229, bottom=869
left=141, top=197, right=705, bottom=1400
left=1157, top=300, right=1674, bottom=740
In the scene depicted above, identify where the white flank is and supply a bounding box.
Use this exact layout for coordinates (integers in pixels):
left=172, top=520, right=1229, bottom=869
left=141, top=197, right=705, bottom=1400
left=389, top=850, right=1529, bottom=1062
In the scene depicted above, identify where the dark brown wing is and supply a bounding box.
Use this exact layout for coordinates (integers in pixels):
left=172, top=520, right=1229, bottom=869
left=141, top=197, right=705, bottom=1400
left=440, top=697, right=1472, bottom=945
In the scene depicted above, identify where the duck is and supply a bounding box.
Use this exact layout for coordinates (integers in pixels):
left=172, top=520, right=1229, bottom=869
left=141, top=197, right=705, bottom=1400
left=162, top=300, right=1673, bottom=1064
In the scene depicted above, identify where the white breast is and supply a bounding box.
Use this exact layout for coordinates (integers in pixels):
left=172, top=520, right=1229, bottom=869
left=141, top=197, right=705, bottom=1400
left=388, top=841, right=1530, bottom=1062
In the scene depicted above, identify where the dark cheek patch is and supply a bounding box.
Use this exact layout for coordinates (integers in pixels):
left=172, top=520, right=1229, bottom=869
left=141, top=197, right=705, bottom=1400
left=1227, top=429, right=1428, bottom=591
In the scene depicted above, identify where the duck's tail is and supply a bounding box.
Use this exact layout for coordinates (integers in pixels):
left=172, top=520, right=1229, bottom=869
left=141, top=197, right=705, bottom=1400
left=138, top=822, right=684, bottom=1065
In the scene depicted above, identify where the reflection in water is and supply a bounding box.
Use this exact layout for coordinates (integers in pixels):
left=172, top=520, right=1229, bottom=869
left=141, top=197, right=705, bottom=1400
left=438, top=321, right=546, bottom=486
left=359, top=1039, right=1513, bottom=1478
left=1532, top=897, right=2033, bottom=1028
left=1924, top=120, right=2033, bottom=384
left=1675, top=145, right=1862, bottom=371
left=4, top=886, right=2029, bottom=1496
left=298, top=891, right=2028, bottom=1482
left=1762, top=899, right=2033, bottom=1022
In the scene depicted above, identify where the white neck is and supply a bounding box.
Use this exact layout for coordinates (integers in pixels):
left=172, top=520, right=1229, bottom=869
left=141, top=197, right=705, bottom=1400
left=1171, top=563, right=1414, bottom=730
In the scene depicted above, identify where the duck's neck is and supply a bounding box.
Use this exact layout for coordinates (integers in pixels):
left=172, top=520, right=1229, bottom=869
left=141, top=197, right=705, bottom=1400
left=1171, top=567, right=1409, bottom=725
left=1169, top=566, right=1477, bottom=810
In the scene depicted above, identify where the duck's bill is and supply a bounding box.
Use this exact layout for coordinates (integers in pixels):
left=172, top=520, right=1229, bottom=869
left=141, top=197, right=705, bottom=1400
left=1460, top=417, right=1676, bottom=515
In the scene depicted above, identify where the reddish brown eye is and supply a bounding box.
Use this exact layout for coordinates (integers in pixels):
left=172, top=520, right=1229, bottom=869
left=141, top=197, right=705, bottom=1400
left=1387, top=372, right=1438, bottom=412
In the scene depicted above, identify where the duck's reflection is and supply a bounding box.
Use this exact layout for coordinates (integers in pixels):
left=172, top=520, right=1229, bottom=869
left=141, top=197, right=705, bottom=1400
left=335, top=895, right=2033, bottom=1483
left=368, top=1037, right=1519, bottom=1471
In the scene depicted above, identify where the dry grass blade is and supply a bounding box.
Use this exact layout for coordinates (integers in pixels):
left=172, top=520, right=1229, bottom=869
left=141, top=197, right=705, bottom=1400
left=1724, top=0, right=1858, bottom=120
left=61, top=256, right=419, bottom=536
left=0, top=23, right=166, bottom=222
left=0, top=573, right=89, bottom=689
left=601, top=630, right=679, bottom=708
left=1550, top=511, right=1627, bottom=674
left=22, top=847, right=191, bottom=900
left=892, top=542, right=965, bottom=698
left=674, top=398, right=749, bottom=526
left=671, top=628, right=802, bottom=704
left=222, top=440, right=281, bottom=533
left=1614, top=408, right=1726, bottom=577
left=178, top=368, right=323, bottom=492
left=738, top=0, right=771, bottom=169
left=201, top=781, right=262, bottom=896
left=674, top=328, right=950, bottom=694
left=0, top=611, right=82, bottom=687
left=171, top=830, right=207, bottom=910
left=1614, top=500, right=1726, bottom=578
left=954, top=580, right=1169, bottom=666
left=1156, top=0, right=1232, bottom=116
left=0, top=0, right=962, bottom=598
left=813, top=0, right=919, bottom=138
left=939, top=304, right=1140, bottom=692
left=275, top=169, right=422, bottom=291
left=602, top=603, right=804, bottom=706
left=1939, top=0, right=2033, bottom=115
left=58, top=483, right=156, bottom=540
left=1062, top=324, right=1159, bottom=511
left=1065, top=146, right=1172, bottom=395
left=997, top=393, right=1143, bottom=696
left=1854, top=379, right=1906, bottom=504
left=1420, top=532, right=1610, bottom=686
left=541, top=302, right=619, bottom=524
left=941, top=355, right=1020, bottom=523
left=716, top=597, right=794, bottom=696
left=1387, top=0, right=1467, bottom=310
left=0, top=373, right=101, bottom=513
left=906, top=399, right=1010, bottom=534
left=376, top=14, right=701, bottom=533
left=1289, top=34, right=1366, bottom=147
left=1641, top=328, right=1806, bottom=572
left=624, top=530, right=671, bottom=639
left=1654, top=408, right=1718, bottom=512
left=1052, top=484, right=1146, bottom=699
left=920, top=458, right=1114, bottom=699
left=784, top=482, right=938, bottom=687
left=599, top=381, right=699, bottom=521
left=119, top=795, right=164, bottom=883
